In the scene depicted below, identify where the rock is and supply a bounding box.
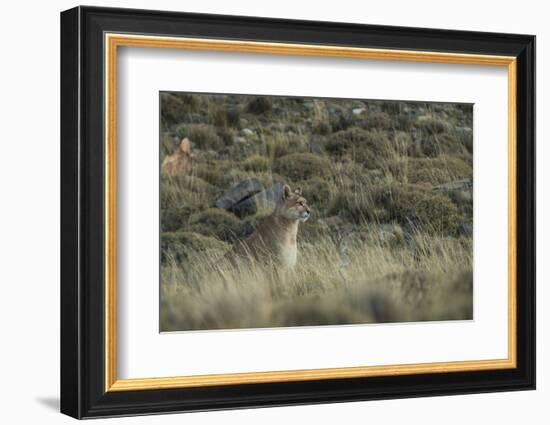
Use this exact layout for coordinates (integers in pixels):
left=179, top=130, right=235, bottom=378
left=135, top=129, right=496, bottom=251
left=161, top=137, right=193, bottom=176
left=433, top=179, right=473, bottom=205
left=215, top=178, right=264, bottom=210
left=309, top=142, right=324, bottom=155
left=352, top=107, right=366, bottom=116
left=456, top=126, right=473, bottom=135
left=241, top=128, right=254, bottom=137
left=458, top=223, right=473, bottom=238
left=433, top=179, right=473, bottom=192
left=230, top=183, right=285, bottom=217
left=451, top=189, right=473, bottom=204
left=379, top=223, right=404, bottom=245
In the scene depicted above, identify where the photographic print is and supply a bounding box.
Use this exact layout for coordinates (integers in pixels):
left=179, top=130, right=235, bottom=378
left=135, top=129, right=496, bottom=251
left=159, top=92, right=474, bottom=332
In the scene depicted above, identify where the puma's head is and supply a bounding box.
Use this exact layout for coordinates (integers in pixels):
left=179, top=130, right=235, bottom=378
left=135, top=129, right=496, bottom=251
left=277, top=185, right=311, bottom=222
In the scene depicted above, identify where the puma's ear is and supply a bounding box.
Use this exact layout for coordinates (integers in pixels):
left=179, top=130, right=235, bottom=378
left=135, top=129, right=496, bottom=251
left=179, top=137, right=191, bottom=153
left=283, top=185, right=292, bottom=199
left=294, top=187, right=302, bottom=196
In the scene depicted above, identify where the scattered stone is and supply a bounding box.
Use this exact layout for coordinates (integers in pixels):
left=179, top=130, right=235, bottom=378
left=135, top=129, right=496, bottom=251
left=379, top=223, right=404, bottom=246
left=433, top=179, right=473, bottom=192
left=458, top=223, right=473, bottom=238
left=451, top=189, right=473, bottom=204
left=309, top=142, right=324, bottom=155
left=242, top=128, right=255, bottom=137
left=352, top=107, right=366, bottom=116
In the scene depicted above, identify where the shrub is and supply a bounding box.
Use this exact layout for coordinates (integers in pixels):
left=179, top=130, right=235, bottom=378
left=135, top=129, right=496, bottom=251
left=226, top=108, right=241, bottom=127
left=193, top=161, right=235, bottom=188
left=420, top=133, right=466, bottom=157
left=174, top=123, right=223, bottom=150
left=453, top=126, right=473, bottom=154
left=415, top=194, right=461, bottom=236
left=395, top=113, right=414, bottom=131
left=208, top=104, right=230, bottom=128
left=160, top=175, right=214, bottom=213
left=327, top=190, right=388, bottom=224
left=329, top=111, right=354, bottom=132
left=246, top=97, right=272, bottom=114
left=160, top=93, right=200, bottom=128
left=161, top=206, right=194, bottom=232
left=261, top=131, right=309, bottom=159
left=380, top=102, right=402, bottom=115
left=300, top=177, right=332, bottom=212
left=160, top=132, right=177, bottom=160
left=373, top=183, right=430, bottom=225
left=373, top=183, right=461, bottom=235
left=415, top=116, right=450, bottom=134
left=216, top=127, right=236, bottom=146
left=325, top=127, right=391, bottom=168
left=188, top=208, right=246, bottom=242
left=360, top=111, right=393, bottom=131
left=407, top=156, right=472, bottom=185
left=241, top=154, right=271, bottom=172
left=313, top=120, right=332, bottom=135
left=161, top=231, right=230, bottom=263
left=273, top=153, right=332, bottom=181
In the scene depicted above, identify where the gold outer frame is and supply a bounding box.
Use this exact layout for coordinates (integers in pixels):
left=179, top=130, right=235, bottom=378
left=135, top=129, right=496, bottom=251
left=104, top=33, right=517, bottom=392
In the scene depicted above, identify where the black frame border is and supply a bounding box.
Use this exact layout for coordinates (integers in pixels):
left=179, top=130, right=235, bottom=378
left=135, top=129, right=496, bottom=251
left=61, top=6, right=535, bottom=419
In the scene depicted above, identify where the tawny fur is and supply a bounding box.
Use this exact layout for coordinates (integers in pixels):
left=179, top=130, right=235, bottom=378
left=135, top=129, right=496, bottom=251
left=161, top=137, right=193, bottom=175
left=227, top=185, right=310, bottom=269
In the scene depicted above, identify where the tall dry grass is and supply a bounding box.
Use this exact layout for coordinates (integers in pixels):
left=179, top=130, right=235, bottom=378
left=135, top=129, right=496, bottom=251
left=160, top=224, right=472, bottom=331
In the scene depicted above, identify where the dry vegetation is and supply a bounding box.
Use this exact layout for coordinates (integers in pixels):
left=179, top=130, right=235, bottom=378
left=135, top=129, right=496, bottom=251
left=159, top=93, right=474, bottom=331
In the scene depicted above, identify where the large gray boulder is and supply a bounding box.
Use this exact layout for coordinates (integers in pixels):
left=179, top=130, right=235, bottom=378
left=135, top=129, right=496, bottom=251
left=215, top=180, right=284, bottom=218
left=232, top=183, right=284, bottom=216
left=215, top=178, right=264, bottom=211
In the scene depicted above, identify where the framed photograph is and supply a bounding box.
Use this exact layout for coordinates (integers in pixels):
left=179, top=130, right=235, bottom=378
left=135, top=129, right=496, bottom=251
left=60, top=6, right=535, bottom=419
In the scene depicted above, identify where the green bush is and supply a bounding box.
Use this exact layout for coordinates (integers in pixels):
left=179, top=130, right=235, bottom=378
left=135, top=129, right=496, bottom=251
left=246, top=97, right=272, bottom=114
left=174, top=123, right=223, bottom=150
left=160, top=93, right=200, bottom=128
left=161, top=206, right=193, bottom=232
left=373, top=183, right=431, bottom=224
left=325, top=127, right=391, bottom=168
left=415, top=116, right=450, bottom=134
left=241, top=154, right=271, bottom=172
left=300, top=177, right=332, bottom=212
left=419, top=133, right=466, bottom=157
left=193, top=162, right=234, bottom=188
left=407, top=156, right=472, bottom=185
left=262, top=132, right=309, bottom=159
left=360, top=111, right=393, bottom=131
left=415, top=194, right=461, bottom=236
left=161, top=231, right=230, bottom=263
left=328, top=190, right=388, bottom=224
left=188, top=208, right=246, bottom=242
left=273, top=153, right=332, bottom=181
